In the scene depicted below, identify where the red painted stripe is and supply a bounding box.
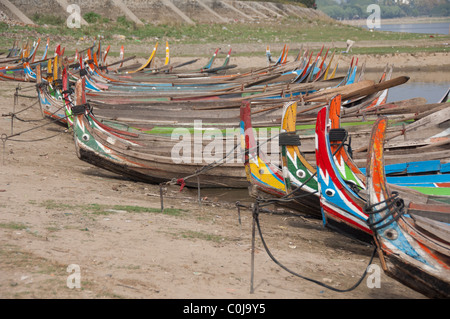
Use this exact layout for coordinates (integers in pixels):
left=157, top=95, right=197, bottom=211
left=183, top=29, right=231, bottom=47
left=322, top=204, right=372, bottom=235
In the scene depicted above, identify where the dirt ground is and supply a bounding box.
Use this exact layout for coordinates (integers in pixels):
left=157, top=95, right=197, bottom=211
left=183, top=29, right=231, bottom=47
left=0, top=51, right=443, bottom=300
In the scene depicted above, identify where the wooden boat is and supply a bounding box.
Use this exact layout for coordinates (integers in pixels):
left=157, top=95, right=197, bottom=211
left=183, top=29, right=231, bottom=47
left=240, top=95, right=450, bottom=239
left=279, top=101, right=319, bottom=208
left=364, top=116, right=450, bottom=299
left=81, top=66, right=413, bottom=132
left=315, top=95, right=377, bottom=241
left=36, top=54, right=363, bottom=129
left=40, top=58, right=449, bottom=165
left=240, top=100, right=322, bottom=217
left=81, top=43, right=343, bottom=89
left=439, top=87, right=450, bottom=103
left=315, top=94, right=450, bottom=241
left=71, top=78, right=249, bottom=188
left=39, top=66, right=301, bottom=129
left=35, top=43, right=349, bottom=102
left=286, top=96, right=450, bottom=168
left=65, top=53, right=358, bottom=192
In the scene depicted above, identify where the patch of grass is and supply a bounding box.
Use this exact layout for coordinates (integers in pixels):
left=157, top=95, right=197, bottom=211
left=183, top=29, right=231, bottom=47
left=35, top=200, right=185, bottom=216
left=2, top=16, right=448, bottom=48
left=0, top=245, right=102, bottom=298
left=83, top=12, right=110, bottom=24
left=111, top=205, right=160, bottom=213
left=111, top=205, right=184, bottom=216
left=180, top=230, right=224, bottom=243
left=0, top=245, right=66, bottom=276
left=350, top=45, right=449, bottom=55
left=40, top=200, right=74, bottom=211
left=0, top=16, right=447, bottom=71
left=0, top=222, right=27, bottom=230
left=31, top=13, right=65, bottom=26
left=0, top=22, right=8, bottom=32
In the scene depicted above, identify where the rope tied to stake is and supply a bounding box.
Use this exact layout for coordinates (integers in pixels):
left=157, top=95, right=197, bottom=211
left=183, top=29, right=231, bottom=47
left=242, top=201, right=377, bottom=294
left=158, top=143, right=241, bottom=211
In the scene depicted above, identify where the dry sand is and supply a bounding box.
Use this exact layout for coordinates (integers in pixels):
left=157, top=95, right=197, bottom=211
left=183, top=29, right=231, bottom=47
left=0, top=51, right=444, bottom=301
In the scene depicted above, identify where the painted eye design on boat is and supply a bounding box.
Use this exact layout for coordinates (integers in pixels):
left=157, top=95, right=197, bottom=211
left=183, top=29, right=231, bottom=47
left=296, top=169, right=306, bottom=179
left=259, top=168, right=265, bottom=175
left=325, top=189, right=335, bottom=197
left=384, top=228, right=398, bottom=240
left=82, top=134, right=90, bottom=142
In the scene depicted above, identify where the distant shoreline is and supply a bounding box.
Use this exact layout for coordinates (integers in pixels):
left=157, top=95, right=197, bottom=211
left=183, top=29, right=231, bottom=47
left=341, top=16, right=450, bottom=27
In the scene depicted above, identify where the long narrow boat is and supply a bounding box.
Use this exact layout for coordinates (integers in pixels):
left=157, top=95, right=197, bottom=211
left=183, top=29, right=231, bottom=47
left=315, top=95, right=450, bottom=241
left=279, top=101, right=319, bottom=208
left=240, top=100, right=322, bottom=216
left=39, top=58, right=449, bottom=164
left=122, top=42, right=159, bottom=74
left=364, top=116, right=450, bottom=299
left=82, top=43, right=340, bottom=88
left=290, top=98, right=450, bottom=167
left=315, top=95, right=378, bottom=241
left=37, top=54, right=366, bottom=129
left=241, top=95, right=450, bottom=235
left=71, top=78, right=250, bottom=188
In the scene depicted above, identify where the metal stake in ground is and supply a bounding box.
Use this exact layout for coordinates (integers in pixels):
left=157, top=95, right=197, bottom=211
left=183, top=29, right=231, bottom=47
left=250, top=202, right=258, bottom=294
left=159, top=184, right=164, bottom=213
left=1, top=134, right=6, bottom=165
left=12, top=87, right=18, bottom=135
left=197, top=176, right=201, bottom=206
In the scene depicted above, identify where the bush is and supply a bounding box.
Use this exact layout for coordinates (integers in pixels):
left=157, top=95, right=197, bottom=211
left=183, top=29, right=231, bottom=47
left=0, top=22, right=8, bottom=32
left=430, top=3, right=450, bottom=17
left=321, top=5, right=345, bottom=19
left=83, top=12, right=101, bottom=24
left=31, top=13, right=65, bottom=26
left=117, top=16, right=133, bottom=28
left=380, top=5, right=406, bottom=19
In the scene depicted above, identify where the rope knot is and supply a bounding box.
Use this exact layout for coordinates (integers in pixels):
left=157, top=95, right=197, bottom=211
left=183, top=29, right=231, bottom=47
left=176, top=178, right=186, bottom=192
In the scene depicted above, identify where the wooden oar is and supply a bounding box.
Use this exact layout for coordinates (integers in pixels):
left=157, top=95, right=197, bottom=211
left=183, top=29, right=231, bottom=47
left=353, top=105, right=450, bottom=154
left=306, top=76, right=409, bottom=103
left=341, top=97, right=427, bottom=117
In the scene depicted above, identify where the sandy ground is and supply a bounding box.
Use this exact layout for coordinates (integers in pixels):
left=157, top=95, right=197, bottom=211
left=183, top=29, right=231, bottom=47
left=0, top=51, right=441, bottom=301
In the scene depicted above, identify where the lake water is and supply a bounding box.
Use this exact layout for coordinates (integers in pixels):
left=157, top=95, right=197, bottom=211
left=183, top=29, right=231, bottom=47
left=387, top=82, right=450, bottom=103
left=364, top=22, right=450, bottom=35
left=361, top=20, right=450, bottom=102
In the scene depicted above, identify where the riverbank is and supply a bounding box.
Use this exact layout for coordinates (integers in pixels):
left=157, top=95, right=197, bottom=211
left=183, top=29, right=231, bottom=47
left=0, top=18, right=448, bottom=300
left=0, top=75, right=428, bottom=300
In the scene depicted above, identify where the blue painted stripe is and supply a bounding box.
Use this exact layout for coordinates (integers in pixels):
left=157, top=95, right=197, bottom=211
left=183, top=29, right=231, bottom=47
left=395, top=183, right=437, bottom=187
left=406, top=160, right=441, bottom=174
left=387, top=174, right=450, bottom=184
left=385, top=163, right=407, bottom=175
left=360, top=160, right=446, bottom=175
left=441, top=163, right=450, bottom=174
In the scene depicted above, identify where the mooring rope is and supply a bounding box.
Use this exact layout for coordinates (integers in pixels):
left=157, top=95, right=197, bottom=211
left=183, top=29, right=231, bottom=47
left=363, top=191, right=405, bottom=232
left=1, top=98, right=70, bottom=146
left=256, top=128, right=350, bottom=207
left=236, top=127, right=378, bottom=293
left=158, top=129, right=285, bottom=211
left=240, top=201, right=377, bottom=293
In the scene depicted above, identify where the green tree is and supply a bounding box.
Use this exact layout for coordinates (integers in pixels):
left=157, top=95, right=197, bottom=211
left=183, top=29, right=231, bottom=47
left=321, top=5, right=346, bottom=19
